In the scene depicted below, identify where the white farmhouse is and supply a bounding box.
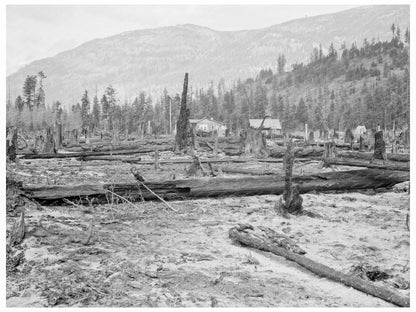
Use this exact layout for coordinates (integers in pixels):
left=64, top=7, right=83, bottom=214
left=190, top=117, right=227, bottom=137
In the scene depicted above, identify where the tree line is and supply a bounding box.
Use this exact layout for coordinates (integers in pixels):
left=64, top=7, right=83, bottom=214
left=7, top=24, right=409, bottom=137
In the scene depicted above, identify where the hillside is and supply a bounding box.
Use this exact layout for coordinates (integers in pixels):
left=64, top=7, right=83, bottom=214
left=6, top=5, right=409, bottom=108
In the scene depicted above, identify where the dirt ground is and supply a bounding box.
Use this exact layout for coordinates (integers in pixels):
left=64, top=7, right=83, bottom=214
left=6, top=155, right=410, bottom=307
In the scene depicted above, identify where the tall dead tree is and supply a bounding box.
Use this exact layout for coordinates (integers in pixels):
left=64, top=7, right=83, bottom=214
left=175, top=73, right=192, bottom=153
left=274, top=139, right=303, bottom=216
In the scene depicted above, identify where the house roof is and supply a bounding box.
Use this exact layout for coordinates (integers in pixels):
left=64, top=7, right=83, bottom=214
left=249, top=118, right=282, bottom=129
left=190, top=117, right=226, bottom=125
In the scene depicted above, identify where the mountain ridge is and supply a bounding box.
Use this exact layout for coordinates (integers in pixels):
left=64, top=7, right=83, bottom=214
left=7, top=5, right=409, bottom=107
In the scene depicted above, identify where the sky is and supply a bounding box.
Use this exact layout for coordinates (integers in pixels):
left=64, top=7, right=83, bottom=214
left=6, top=5, right=357, bottom=75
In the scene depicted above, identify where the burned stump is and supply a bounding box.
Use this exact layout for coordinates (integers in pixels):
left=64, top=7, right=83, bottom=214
left=6, top=127, right=18, bottom=162
left=275, top=139, right=303, bottom=216
left=374, top=131, right=386, bottom=160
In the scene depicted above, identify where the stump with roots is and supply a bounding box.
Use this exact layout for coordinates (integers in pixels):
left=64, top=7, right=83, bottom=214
left=274, top=139, right=303, bottom=216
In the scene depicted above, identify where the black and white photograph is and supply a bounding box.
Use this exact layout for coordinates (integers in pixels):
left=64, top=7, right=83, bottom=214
left=4, top=1, right=413, bottom=308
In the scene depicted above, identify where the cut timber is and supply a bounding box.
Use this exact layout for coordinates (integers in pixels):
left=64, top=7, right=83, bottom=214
left=325, top=158, right=409, bottom=171
left=229, top=224, right=409, bottom=307
left=19, top=145, right=173, bottom=159
left=337, top=151, right=409, bottom=162
left=24, top=169, right=409, bottom=205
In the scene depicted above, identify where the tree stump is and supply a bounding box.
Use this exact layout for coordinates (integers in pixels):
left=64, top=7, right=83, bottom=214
left=344, top=128, right=354, bottom=150
left=69, top=129, right=79, bottom=146
left=8, top=211, right=25, bottom=246
left=274, top=139, right=303, bottom=216
left=192, top=127, right=200, bottom=150
left=213, top=130, right=219, bottom=156
left=374, top=131, right=386, bottom=160
left=308, top=131, right=314, bottom=143
left=359, top=135, right=364, bottom=151
left=42, top=127, right=56, bottom=154
left=55, top=122, right=62, bottom=150
left=322, top=141, right=337, bottom=167
left=6, top=127, right=18, bottom=162
left=154, top=149, right=160, bottom=171
left=240, top=129, right=268, bottom=157
left=186, top=155, right=207, bottom=177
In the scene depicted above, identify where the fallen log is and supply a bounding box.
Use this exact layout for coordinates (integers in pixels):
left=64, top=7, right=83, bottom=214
left=229, top=224, right=409, bottom=307
left=64, top=140, right=174, bottom=153
left=269, top=146, right=325, bottom=158
left=19, top=145, right=174, bottom=159
left=337, top=151, right=409, bottom=163
left=217, top=166, right=280, bottom=175
left=325, top=158, right=409, bottom=171
left=75, top=156, right=294, bottom=164
left=23, top=169, right=409, bottom=205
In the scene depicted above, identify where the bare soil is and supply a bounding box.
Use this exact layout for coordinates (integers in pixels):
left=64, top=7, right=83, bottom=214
left=6, top=155, right=410, bottom=307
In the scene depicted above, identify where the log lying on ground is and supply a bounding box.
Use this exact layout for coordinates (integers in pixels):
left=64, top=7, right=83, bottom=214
left=217, top=166, right=281, bottom=175
left=269, top=146, right=325, bottom=158
left=325, top=158, right=409, bottom=171
left=337, top=151, right=409, bottom=162
left=19, top=145, right=174, bottom=159
left=23, top=169, right=409, bottom=205
left=229, top=224, right=409, bottom=307
left=64, top=139, right=174, bottom=153
left=75, top=156, right=316, bottom=165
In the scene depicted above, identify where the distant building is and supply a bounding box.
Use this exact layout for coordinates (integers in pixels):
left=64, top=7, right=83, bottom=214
left=354, top=125, right=367, bottom=138
left=190, top=117, right=227, bottom=137
left=249, top=118, right=282, bottom=136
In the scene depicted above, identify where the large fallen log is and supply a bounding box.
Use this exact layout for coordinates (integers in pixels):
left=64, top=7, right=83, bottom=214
left=64, top=138, right=174, bottom=152
left=217, top=166, right=280, bottom=175
left=19, top=145, right=174, bottom=160
left=325, top=158, right=409, bottom=171
left=337, top=151, right=409, bottom=163
left=229, top=224, right=409, bottom=307
left=75, top=156, right=316, bottom=165
left=23, top=169, right=409, bottom=205
left=269, top=146, right=325, bottom=158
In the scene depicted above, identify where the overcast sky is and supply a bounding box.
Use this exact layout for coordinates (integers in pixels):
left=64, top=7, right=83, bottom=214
left=7, top=5, right=357, bottom=75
